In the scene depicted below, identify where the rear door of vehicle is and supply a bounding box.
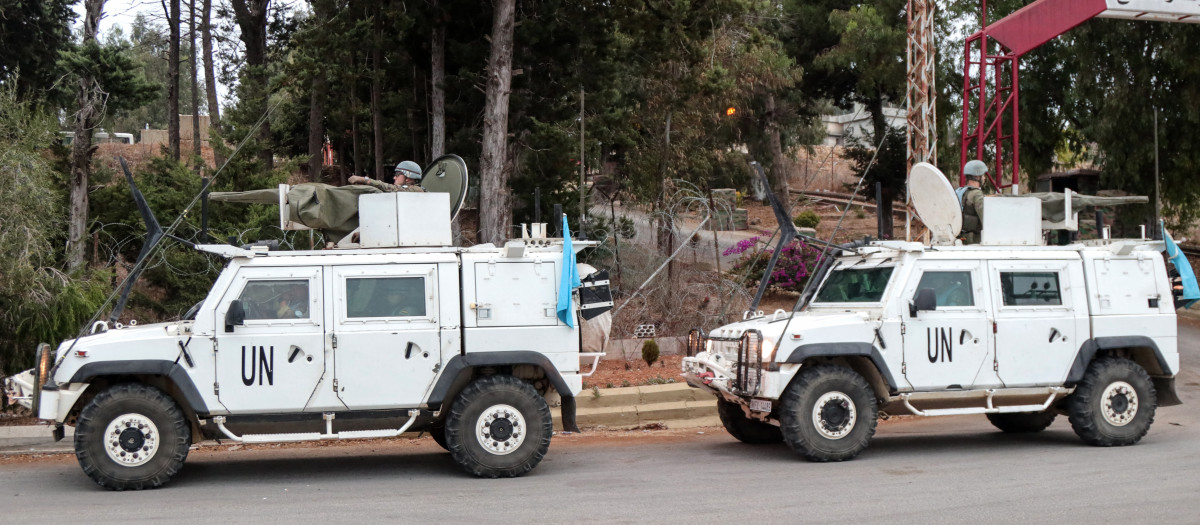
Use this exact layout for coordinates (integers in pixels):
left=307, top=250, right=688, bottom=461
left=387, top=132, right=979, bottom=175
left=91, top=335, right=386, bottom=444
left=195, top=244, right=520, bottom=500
left=330, top=264, right=441, bottom=409
left=988, top=260, right=1085, bottom=386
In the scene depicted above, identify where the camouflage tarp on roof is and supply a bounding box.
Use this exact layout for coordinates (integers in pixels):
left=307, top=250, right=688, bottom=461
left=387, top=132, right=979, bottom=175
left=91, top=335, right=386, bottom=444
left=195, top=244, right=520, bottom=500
left=210, top=183, right=381, bottom=242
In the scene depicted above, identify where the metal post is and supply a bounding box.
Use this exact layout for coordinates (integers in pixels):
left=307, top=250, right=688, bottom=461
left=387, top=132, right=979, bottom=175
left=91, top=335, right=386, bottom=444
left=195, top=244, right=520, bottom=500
left=1154, top=106, right=1161, bottom=239
left=534, top=186, right=541, bottom=224
left=875, top=182, right=884, bottom=240
left=579, top=87, right=586, bottom=234
left=553, top=204, right=563, bottom=237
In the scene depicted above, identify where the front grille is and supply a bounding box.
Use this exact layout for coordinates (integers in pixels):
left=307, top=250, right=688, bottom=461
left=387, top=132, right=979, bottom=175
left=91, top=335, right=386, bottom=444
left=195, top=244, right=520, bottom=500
left=735, top=330, right=763, bottom=396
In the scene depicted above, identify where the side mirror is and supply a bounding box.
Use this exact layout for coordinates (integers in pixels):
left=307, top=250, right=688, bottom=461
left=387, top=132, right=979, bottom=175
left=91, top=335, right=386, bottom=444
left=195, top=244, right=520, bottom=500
left=909, top=288, right=937, bottom=316
left=225, top=300, right=245, bottom=332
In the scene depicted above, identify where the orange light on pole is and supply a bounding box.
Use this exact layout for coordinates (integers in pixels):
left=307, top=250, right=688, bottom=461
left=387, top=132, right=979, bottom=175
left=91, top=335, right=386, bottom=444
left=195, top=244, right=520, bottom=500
left=726, top=107, right=737, bottom=116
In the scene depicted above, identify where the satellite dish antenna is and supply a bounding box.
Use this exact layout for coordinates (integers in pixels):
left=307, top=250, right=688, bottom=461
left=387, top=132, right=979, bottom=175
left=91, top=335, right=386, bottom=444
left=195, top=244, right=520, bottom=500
left=908, top=162, right=961, bottom=245
left=419, top=154, right=470, bottom=220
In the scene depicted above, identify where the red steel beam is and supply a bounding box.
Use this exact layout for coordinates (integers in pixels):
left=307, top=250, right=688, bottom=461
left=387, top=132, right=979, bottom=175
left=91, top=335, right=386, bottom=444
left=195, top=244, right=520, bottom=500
left=981, top=0, right=1108, bottom=56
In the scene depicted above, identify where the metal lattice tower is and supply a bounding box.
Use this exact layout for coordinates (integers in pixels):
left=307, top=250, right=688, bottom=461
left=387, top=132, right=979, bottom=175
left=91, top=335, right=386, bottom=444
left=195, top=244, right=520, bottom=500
left=906, top=0, right=938, bottom=170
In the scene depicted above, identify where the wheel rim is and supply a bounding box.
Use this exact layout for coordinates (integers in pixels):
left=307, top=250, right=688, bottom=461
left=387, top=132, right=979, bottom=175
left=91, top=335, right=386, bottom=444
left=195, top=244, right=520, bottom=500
left=103, top=413, right=160, bottom=467
left=1100, top=381, right=1138, bottom=427
left=812, top=391, right=856, bottom=440
left=475, top=404, right=526, bottom=455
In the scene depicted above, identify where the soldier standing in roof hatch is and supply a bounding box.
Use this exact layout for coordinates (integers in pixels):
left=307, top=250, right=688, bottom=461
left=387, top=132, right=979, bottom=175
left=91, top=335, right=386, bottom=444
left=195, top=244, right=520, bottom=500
left=956, top=159, right=988, bottom=245
left=348, top=161, right=427, bottom=193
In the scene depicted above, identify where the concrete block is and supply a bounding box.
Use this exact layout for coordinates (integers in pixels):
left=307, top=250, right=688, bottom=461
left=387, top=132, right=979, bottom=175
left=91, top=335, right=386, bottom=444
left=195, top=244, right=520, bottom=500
left=571, top=405, right=640, bottom=429
left=637, top=383, right=700, bottom=404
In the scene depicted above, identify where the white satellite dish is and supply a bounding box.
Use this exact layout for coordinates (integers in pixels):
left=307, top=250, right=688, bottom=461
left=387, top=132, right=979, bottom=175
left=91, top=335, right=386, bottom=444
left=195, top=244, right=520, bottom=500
left=908, top=162, right=961, bottom=245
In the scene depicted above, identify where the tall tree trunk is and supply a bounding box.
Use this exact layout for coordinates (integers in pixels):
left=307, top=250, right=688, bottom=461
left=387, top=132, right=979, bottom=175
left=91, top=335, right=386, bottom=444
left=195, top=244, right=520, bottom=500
left=765, top=94, right=789, bottom=215
left=656, top=111, right=674, bottom=279
left=431, top=0, right=446, bottom=159
left=201, top=0, right=219, bottom=125
left=432, top=0, right=455, bottom=242
left=478, top=0, right=516, bottom=245
left=231, top=0, right=272, bottom=170
left=67, top=0, right=106, bottom=272
left=201, top=0, right=222, bottom=167
left=189, top=0, right=201, bottom=165
left=370, top=10, right=384, bottom=179
left=166, top=0, right=181, bottom=160
left=307, top=0, right=331, bottom=182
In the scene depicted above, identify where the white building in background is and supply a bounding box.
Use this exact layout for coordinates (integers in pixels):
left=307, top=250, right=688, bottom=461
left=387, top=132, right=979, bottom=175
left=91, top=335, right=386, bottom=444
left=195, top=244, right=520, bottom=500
left=820, top=103, right=906, bottom=147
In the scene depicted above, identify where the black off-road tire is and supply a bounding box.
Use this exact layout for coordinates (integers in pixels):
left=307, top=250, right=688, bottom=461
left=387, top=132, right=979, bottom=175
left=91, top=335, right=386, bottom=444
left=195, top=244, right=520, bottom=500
left=779, top=365, right=878, bottom=462
left=986, top=411, right=1058, bottom=433
left=444, top=375, right=552, bottom=478
left=74, top=384, right=191, bottom=491
left=1067, top=357, right=1156, bottom=447
left=717, top=399, right=783, bottom=444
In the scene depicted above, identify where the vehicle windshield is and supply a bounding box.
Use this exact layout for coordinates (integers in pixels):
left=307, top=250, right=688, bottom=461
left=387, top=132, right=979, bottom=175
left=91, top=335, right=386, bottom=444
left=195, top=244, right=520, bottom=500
left=813, top=266, right=895, bottom=303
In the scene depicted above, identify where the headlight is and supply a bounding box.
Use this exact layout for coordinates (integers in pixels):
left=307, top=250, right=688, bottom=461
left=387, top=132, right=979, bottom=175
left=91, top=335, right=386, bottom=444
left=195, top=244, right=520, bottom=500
left=31, top=343, right=52, bottom=414
left=761, top=338, right=778, bottom=366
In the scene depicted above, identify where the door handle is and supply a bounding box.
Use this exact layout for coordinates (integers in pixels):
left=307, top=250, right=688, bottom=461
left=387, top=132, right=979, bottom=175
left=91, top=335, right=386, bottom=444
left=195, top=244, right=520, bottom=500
left=1048, top=328, right=1064, bottom=343
left=405, top=342, right=415, bottom=359
left=288, top=346, right=302, bottom=363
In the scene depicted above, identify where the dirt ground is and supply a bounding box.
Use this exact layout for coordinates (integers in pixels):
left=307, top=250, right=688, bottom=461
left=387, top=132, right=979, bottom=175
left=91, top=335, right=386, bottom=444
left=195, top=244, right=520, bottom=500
left=582, top=355, right=684, bottom=390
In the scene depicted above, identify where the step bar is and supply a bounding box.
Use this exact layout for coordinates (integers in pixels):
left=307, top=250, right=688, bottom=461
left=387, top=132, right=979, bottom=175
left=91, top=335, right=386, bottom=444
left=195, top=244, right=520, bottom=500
left=211, top=410, right=420, bottom=444
left=898, top=387, right=1069, bottom=417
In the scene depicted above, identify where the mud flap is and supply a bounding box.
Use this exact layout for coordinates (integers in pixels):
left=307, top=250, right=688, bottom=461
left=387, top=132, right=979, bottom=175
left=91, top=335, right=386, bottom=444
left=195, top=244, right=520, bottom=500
left=560, top=395, right=581, bottom=432
left=1153, top=377, right=1182, bottom=407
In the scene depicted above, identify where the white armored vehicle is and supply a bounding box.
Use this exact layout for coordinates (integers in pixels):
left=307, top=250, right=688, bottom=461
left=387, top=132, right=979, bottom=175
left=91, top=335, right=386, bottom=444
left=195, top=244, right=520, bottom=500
left=4, top=156, right=611, bottom=488
left=683, top=163, right=1189, bottom=461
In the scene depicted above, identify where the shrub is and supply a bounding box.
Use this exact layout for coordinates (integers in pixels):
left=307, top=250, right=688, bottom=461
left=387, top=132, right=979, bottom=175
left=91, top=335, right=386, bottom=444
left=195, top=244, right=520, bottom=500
left=724, top=235, right=822, bottom=293
left=641, top=339, right=660, bottom=367
left=793, top=210, right=821, bottom=229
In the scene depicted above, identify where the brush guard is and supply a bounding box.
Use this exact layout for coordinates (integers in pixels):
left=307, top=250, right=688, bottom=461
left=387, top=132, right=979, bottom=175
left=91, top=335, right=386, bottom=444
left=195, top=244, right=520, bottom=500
left=689, top=328, right=762, bottom=397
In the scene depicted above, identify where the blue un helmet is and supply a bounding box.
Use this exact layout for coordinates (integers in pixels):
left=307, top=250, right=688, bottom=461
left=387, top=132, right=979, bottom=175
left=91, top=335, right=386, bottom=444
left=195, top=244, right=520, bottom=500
left=964, top=160, right=988, bottom=180
left=394, top=161, right=422, bottom=181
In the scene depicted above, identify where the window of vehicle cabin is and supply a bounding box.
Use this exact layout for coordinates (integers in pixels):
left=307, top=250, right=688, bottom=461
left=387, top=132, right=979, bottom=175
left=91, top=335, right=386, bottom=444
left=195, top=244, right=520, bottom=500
left=238, top=280, right=310, bottom=320
left=916, top=271, right=975, bottom=307
left=346, top=277, right=427, bottom=318
left=814, top=267, right=895, bottom=303
left=1000, top=271, right=1062, bottom=306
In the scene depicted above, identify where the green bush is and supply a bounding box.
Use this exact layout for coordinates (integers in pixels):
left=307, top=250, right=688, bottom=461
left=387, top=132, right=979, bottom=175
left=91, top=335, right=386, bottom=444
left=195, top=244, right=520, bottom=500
left=793, top=210, right=821, bottom=229
left=641, top=339, right=660, bottom=367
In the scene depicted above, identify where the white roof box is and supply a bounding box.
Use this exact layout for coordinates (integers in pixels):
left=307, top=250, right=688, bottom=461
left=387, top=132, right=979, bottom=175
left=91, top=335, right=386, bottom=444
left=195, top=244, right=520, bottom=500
left=359, top=192, right=452, bottom=247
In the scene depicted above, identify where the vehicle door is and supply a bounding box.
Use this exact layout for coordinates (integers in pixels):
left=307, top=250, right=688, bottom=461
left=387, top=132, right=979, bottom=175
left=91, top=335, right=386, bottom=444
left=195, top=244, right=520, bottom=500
left=988, top=260, right=1081, bottom=386
left=901, top=260, right=996, bottom=390
left=214, top=267, right=325, bottom=413
left=331, top=265, right=441, bottom=410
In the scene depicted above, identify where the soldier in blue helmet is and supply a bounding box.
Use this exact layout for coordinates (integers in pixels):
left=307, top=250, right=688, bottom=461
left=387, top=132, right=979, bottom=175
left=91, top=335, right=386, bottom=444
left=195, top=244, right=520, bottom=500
left=956, top=160, right=988, bottom=244
left=349, top=161, right=426, bottom=193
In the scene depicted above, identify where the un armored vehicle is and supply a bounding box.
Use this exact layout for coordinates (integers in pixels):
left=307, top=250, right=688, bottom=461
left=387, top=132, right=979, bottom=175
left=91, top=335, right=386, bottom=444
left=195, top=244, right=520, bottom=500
left=4, top=156, right=611, bottom=488
left=683, top=163, right=1188, bottom=461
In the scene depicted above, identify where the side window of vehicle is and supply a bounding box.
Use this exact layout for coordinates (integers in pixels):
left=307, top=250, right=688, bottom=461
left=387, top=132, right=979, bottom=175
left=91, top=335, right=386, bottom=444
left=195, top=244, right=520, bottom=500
left=238, top=280, right=310, bottom=320
left=916, top=270, right=974, bottom=307
left=346, top=277, right=427, bottom=318
left=1000, top=271, right=1062, bottom=306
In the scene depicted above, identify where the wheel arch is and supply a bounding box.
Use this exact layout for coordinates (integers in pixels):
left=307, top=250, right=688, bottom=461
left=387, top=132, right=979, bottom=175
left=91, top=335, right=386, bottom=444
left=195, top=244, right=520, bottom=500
left=1067, top=337, right=1180, bottom=407
left=783, top=342, right=897, bottom=400
left=427, top=351, right=579, bottom=432
left=66, top=361, right=209, bottom=439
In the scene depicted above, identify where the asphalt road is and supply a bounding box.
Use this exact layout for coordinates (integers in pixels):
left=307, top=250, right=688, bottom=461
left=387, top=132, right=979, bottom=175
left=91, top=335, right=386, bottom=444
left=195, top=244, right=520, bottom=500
left=4, top=319, right=1200, bottom=524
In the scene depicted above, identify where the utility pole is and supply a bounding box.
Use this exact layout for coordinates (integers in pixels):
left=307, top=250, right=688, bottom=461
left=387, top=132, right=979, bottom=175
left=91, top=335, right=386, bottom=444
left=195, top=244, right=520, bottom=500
left=579, top=87, right=586, bottom=237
